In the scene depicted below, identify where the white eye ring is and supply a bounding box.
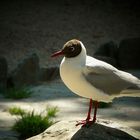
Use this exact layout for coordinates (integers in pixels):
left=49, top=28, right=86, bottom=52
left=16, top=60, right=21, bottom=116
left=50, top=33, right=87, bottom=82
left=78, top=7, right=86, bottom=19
left=71, top=47, right=75, bottom=51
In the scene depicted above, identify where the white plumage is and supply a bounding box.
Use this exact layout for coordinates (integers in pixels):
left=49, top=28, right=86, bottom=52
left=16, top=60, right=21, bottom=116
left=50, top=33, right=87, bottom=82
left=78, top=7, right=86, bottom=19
left=60, top=41, right=140, bottom=102
left=51, top=39, right=140, bottom=126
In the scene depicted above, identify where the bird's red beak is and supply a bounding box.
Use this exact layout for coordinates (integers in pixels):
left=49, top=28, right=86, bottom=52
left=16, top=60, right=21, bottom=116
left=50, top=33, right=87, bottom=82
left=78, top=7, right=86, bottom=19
left=51, top=50, right=64, bottom=58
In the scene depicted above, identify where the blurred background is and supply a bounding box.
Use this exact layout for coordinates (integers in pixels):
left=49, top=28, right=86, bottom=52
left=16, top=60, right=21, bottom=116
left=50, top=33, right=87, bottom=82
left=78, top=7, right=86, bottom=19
left=0, top=0, right=140, bottom=72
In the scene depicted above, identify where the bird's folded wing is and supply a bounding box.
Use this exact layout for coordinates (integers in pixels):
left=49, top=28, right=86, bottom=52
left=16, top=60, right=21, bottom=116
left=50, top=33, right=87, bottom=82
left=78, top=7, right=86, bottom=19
left=83, top=58, right=140, bottom=96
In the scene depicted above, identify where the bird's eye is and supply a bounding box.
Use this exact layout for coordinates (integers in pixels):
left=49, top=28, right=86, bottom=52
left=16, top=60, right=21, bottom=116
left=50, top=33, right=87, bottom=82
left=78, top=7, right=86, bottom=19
left=70, top=47, right=75, bottom=52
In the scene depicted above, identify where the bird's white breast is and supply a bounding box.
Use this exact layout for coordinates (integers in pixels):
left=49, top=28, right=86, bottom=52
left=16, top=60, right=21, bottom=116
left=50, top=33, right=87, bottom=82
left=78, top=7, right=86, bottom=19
left=60, top=57, right=111, bottom=102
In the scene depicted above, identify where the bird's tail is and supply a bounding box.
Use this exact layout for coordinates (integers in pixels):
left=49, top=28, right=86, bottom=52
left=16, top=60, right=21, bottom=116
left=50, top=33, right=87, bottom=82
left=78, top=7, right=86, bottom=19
left=120, top=89, right=140, bottom=97
left=110, top=89, right=140, bottom=99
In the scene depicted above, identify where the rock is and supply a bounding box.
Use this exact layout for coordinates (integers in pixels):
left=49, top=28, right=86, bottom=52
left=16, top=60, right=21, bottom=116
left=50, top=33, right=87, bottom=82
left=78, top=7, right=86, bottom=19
left=0, top=56, right=8, bottom=92
left=93, top=41, right=118, bottom=67
left=27, top=121, right=138, bottom=140
left=94, top=41, right=118, bottom=58
left=117, top=38, right=140, bottom=69
left=9, top=53, right=40, bottom=87
left=38, top=66, right=60, bottom=81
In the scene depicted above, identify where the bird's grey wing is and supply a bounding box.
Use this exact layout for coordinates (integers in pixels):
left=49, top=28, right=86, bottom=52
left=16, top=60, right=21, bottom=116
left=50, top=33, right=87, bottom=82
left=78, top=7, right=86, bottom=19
left=83, top=57, right=140, bottom=95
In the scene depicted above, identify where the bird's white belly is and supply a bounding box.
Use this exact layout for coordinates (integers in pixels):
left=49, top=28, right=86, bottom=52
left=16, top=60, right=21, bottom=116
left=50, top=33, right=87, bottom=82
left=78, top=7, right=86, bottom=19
left=60, top=63, right=111, bottom=102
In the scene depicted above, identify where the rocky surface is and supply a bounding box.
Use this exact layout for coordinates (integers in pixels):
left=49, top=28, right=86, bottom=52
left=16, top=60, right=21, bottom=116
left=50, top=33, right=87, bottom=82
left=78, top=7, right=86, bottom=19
left=9, top=53, right=40, bottom=88
left=93, top=41, right=118, bottom=67
left=39, top=66, right=59, bottom=82
left=94, top=41, right=118, bottom=59
left=94, top=38, right=140, bottom=70
left=0, top=56, right=7, bottom=91
left=118, top=38, right=140, bottom=69
left=27, top=120, right=139, bottom=140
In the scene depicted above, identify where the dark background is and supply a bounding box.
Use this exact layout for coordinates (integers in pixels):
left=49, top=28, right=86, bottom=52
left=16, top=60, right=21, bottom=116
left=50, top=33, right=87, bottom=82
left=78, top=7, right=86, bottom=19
left=0, top=0, right=140, bottom=71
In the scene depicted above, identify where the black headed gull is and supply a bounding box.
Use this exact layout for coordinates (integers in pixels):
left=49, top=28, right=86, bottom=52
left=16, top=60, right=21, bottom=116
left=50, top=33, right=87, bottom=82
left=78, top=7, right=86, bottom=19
left=51, top=39, right=140, bottom=127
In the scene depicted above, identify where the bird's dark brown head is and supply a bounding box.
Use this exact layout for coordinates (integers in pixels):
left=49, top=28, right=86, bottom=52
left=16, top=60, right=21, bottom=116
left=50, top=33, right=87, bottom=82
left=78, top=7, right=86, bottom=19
left=62, top=39, right=82, bottom=58
left=51, top=39, right=82, bottom=58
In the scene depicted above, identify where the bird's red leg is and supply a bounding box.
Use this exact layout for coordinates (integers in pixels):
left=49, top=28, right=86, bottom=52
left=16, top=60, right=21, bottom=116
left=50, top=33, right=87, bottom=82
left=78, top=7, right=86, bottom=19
left=92, top=100, right=99, bottom=123
left=76, top=98, right=93, bottom=126
left=86, top=98, right=93, bottom=121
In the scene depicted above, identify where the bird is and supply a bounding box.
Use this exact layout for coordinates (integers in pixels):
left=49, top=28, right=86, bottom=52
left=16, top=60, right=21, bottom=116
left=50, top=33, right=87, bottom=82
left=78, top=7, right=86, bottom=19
left=51, top=39, right=140, bottom=127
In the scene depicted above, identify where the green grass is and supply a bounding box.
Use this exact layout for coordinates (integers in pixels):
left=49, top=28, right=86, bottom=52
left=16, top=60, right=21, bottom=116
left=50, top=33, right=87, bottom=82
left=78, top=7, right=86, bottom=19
left=9, top=107, right=26, bottom=116
left=4, top=87, right=32, bottom=99
left=12, top=106, right=58, bottom=139
left=46, top=106, right=59, bottom=117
